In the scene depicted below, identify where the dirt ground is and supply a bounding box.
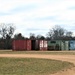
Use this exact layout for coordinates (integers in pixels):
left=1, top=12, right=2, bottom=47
left=0, top=54, right=75, bottom=75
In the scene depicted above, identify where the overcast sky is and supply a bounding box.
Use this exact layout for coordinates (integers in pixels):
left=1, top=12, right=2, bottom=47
left=0, top=0, right=75, bottom=37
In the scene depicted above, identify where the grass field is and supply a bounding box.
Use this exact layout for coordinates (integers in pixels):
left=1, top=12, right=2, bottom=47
left=0, top=50, right=75, bottom=75
left=0, top=50, right=75, bottom=55
left=0, top=57, right=74, bottom=75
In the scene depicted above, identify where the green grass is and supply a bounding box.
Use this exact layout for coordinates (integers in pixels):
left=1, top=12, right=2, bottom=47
left=0, top=50, right=75, bottom=55
left=0, top=58, right=74, bottom=75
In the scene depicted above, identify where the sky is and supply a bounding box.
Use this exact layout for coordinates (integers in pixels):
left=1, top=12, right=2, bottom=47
left=0, top=0, right=75, bottom=37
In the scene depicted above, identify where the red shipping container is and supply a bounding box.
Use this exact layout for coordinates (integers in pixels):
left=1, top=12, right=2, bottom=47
left=12, top=40, right=27, bottom=51
left=12, top=40, right=18, bottom=50
left=19, top=40, right=27, bottom=50
left=26, top=40, right=31, bottom=51
left=24, top=40, right=27, bottom=50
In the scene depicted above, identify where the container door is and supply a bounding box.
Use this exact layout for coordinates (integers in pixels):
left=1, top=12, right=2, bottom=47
left=40, top=40, right=44, bottom=50
left=19, top=40, right=26, bottom=51
left=19, top=40, right=24, bottom=50
left=61, top=41, right=65, bottom=51
left=43, top=41, right=47, bottom=51
left=27, top=40, right=31, bottom=51
left=55, top=41, right=60, bottom=50
left=31, top=40, right=36, bottom=50
left=12, top=40, right=16, bottom=50
left=35, top=40, right=39, bottom=50
left=65, top=41, right=69, bottom=50
left=24, top=40, right=27, bottom=50
left=48, top=41, right=50, bottom=50
left=16, top=40, right=20, bottom=50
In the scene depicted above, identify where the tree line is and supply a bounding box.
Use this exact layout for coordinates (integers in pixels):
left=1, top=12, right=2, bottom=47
left=0, top=23, right=74, bottom=49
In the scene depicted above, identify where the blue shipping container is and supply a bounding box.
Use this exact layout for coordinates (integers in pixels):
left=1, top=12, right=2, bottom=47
left=69, top=40, right=75, bottom=50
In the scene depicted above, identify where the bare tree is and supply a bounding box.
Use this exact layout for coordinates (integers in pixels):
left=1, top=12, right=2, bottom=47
left=66, top=31, right=73, bottom=37
left=47, top=25, right=66, bottom=39
left=7, top=25, right=15, bottom=37
left=29, top=33, right=36, bottom=39
left=0, top=23, right=16, bottom=49
left=0, top=23, right=7, bottom=39
left=14, top=33, right=25, bottom=39
left=36, top=34, right=45, bottom=40
left=0, top=23, right=15, bottom=39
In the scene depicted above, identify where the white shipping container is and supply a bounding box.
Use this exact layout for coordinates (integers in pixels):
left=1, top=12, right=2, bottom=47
left=44, top=41, right=47, bottom=47
left=40, top=40, right=43, bottom=47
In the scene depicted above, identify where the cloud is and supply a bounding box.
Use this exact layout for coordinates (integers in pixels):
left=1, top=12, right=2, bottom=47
left=0, top=0, right=75, bottom=37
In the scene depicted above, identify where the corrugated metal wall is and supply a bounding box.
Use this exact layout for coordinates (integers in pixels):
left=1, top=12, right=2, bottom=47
left=12, top=39, right=75, bottom=51
left=69, top=40, right=75, bottom=50
left=61, top=41, right=69, bottom=51
left=48, top=41, right=55, bottom=50
left=39, top=40, right=47, bottom=51
left=35, top=40, right=39, bottom=50
left=61, top=41, right=65, bottom=50
left=48, top=40, right=61, bottom=50
left=12, top=40, right=39, bottom=51
left=12, top=40, right=27, bottom=51
left=26, top=40, right=31, bottom=51
left=65, top=41, right=69, bottom=50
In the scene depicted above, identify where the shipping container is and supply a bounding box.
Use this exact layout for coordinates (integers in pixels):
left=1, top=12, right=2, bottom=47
left=61, top=40, right=69, bottom=51
left=19, top=40, right=27, bottom=50
left=12, top=40, right=18, bottom=50
left=35, top=40, right=40, bottom=50
left=43, top=41, right=47, bottom=50
left=12, top=39, right=70, bottom=51
left=39, top=40, right=47, bottom=51
left=26, top=40, right=31, bottom=51
left=48, top=40, right=61, bottom=50
left=39, top=40, right=43, bottom=50
left=65, top=41, right=69, bottom=50
left=31, top=40, right=36, bottom=50
left=12, top=40, right=27, bottom=51
left=12, top=39, right=40, bottom=51
left=55, top=40, right=61, bottom=50
left=69, top=40, right=75, bottom=50
left=61, top=41, right=65, bottom=50
left=48, top=41, right=55, bottom=50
